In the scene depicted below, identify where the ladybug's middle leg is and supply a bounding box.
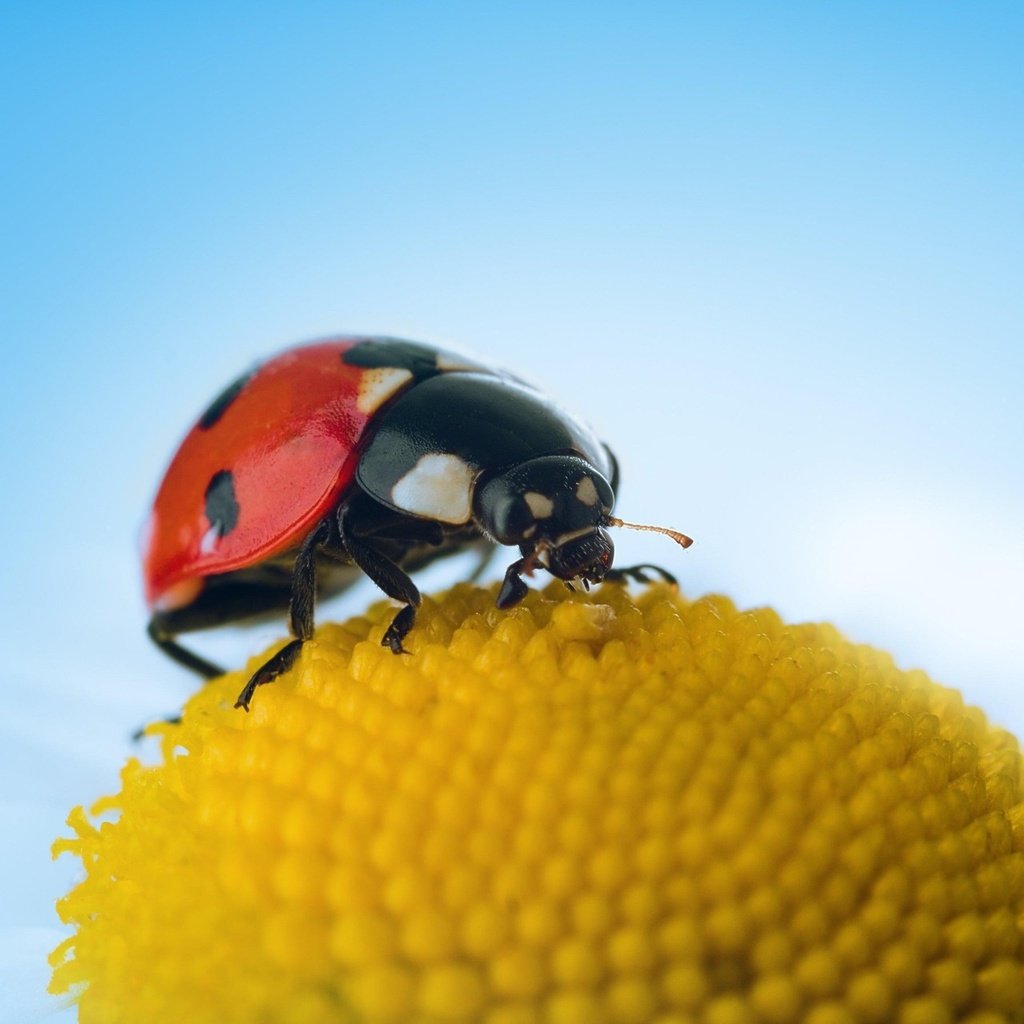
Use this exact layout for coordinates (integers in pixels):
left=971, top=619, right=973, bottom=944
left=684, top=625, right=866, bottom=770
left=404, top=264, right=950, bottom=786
left=234, top=518, right=332, bottom=711
left=337, top=502, right=422, bottom=655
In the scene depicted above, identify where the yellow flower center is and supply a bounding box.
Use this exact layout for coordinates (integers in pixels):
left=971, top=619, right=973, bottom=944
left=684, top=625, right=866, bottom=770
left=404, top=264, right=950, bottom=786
left=51, top=584, right=1024, bottom=1023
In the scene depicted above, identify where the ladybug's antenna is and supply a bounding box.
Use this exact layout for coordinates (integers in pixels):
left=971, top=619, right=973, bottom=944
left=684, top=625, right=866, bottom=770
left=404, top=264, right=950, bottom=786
left=605, top=516, right=694, bottom=549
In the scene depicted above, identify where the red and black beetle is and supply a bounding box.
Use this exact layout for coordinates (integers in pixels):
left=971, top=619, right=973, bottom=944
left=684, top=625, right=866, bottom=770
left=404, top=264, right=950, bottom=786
left=143, top=337, right=692, bottom=709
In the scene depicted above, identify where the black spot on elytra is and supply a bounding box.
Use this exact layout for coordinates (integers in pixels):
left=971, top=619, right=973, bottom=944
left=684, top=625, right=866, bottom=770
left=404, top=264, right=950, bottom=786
left=198, top=370, right=254, bottom=430
left=341, top=338, right=444, bottom=380
left=204, top=470, right=239, bottom=538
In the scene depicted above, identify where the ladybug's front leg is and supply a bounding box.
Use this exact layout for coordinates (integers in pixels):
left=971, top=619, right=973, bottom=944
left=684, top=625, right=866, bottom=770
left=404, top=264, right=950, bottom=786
left=496, top=557, right=530, bottom=609
left=234, top=518, right=332, bottom=711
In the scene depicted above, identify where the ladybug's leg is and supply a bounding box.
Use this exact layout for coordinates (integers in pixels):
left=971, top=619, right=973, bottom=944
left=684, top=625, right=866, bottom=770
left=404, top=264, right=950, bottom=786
left=337, top=503, right=422, bottom=655
left=234, top=518, right=332, bottom=711
left=603, top=563, right=678, bottom=587
left=147, top=618, right=224, bottom=679
left=496, top=557, right=530, bottom=609
left=147, top=567, right=298, bottom=680
left=345, top=539, right=421, bottom=654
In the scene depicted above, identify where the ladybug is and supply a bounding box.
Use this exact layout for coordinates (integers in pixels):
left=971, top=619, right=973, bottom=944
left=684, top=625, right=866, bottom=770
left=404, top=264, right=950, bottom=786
left=144, top=337, right=692, bottom=710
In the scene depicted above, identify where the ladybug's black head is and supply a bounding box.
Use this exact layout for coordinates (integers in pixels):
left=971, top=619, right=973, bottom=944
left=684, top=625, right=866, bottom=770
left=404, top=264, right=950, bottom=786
left=474, top=454, right=616, bottom=584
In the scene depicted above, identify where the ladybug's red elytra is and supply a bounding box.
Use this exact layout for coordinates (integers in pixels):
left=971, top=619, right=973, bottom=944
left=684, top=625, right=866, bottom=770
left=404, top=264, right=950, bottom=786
left=144, top=337, right=692, bottom=710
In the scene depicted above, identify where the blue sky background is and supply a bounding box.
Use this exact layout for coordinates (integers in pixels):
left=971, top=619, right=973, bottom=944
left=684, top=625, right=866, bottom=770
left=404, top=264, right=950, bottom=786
left=2, top=4, right=1022, bottom=1019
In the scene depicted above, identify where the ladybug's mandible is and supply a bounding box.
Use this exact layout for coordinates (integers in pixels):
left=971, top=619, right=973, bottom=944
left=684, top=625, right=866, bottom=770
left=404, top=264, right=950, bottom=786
left=143, top=337, right=692, bottom=710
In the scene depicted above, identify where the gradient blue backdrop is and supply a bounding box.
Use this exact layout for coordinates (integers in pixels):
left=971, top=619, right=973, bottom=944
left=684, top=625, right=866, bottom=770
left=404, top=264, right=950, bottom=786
left=2, top=5, right=1021, bottom=1020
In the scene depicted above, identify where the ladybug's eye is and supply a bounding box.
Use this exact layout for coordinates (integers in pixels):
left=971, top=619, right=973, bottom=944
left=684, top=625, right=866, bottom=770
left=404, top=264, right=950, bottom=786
left=491, top=496, right=535, bottom=544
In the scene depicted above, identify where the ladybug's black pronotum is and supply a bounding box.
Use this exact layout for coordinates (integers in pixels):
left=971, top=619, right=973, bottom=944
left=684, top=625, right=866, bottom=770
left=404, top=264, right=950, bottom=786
left=143, top=337, right=692, bottom=709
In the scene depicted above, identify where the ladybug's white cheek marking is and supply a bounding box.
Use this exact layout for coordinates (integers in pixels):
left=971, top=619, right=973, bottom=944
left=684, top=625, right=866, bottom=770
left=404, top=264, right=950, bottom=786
left=575, top=476, right=599, bottom=507
left=524, top=491, right=554, bottom=519
left=391, top=453, right=475, bottom=524
left=357, top=367, right=414, bottom=415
